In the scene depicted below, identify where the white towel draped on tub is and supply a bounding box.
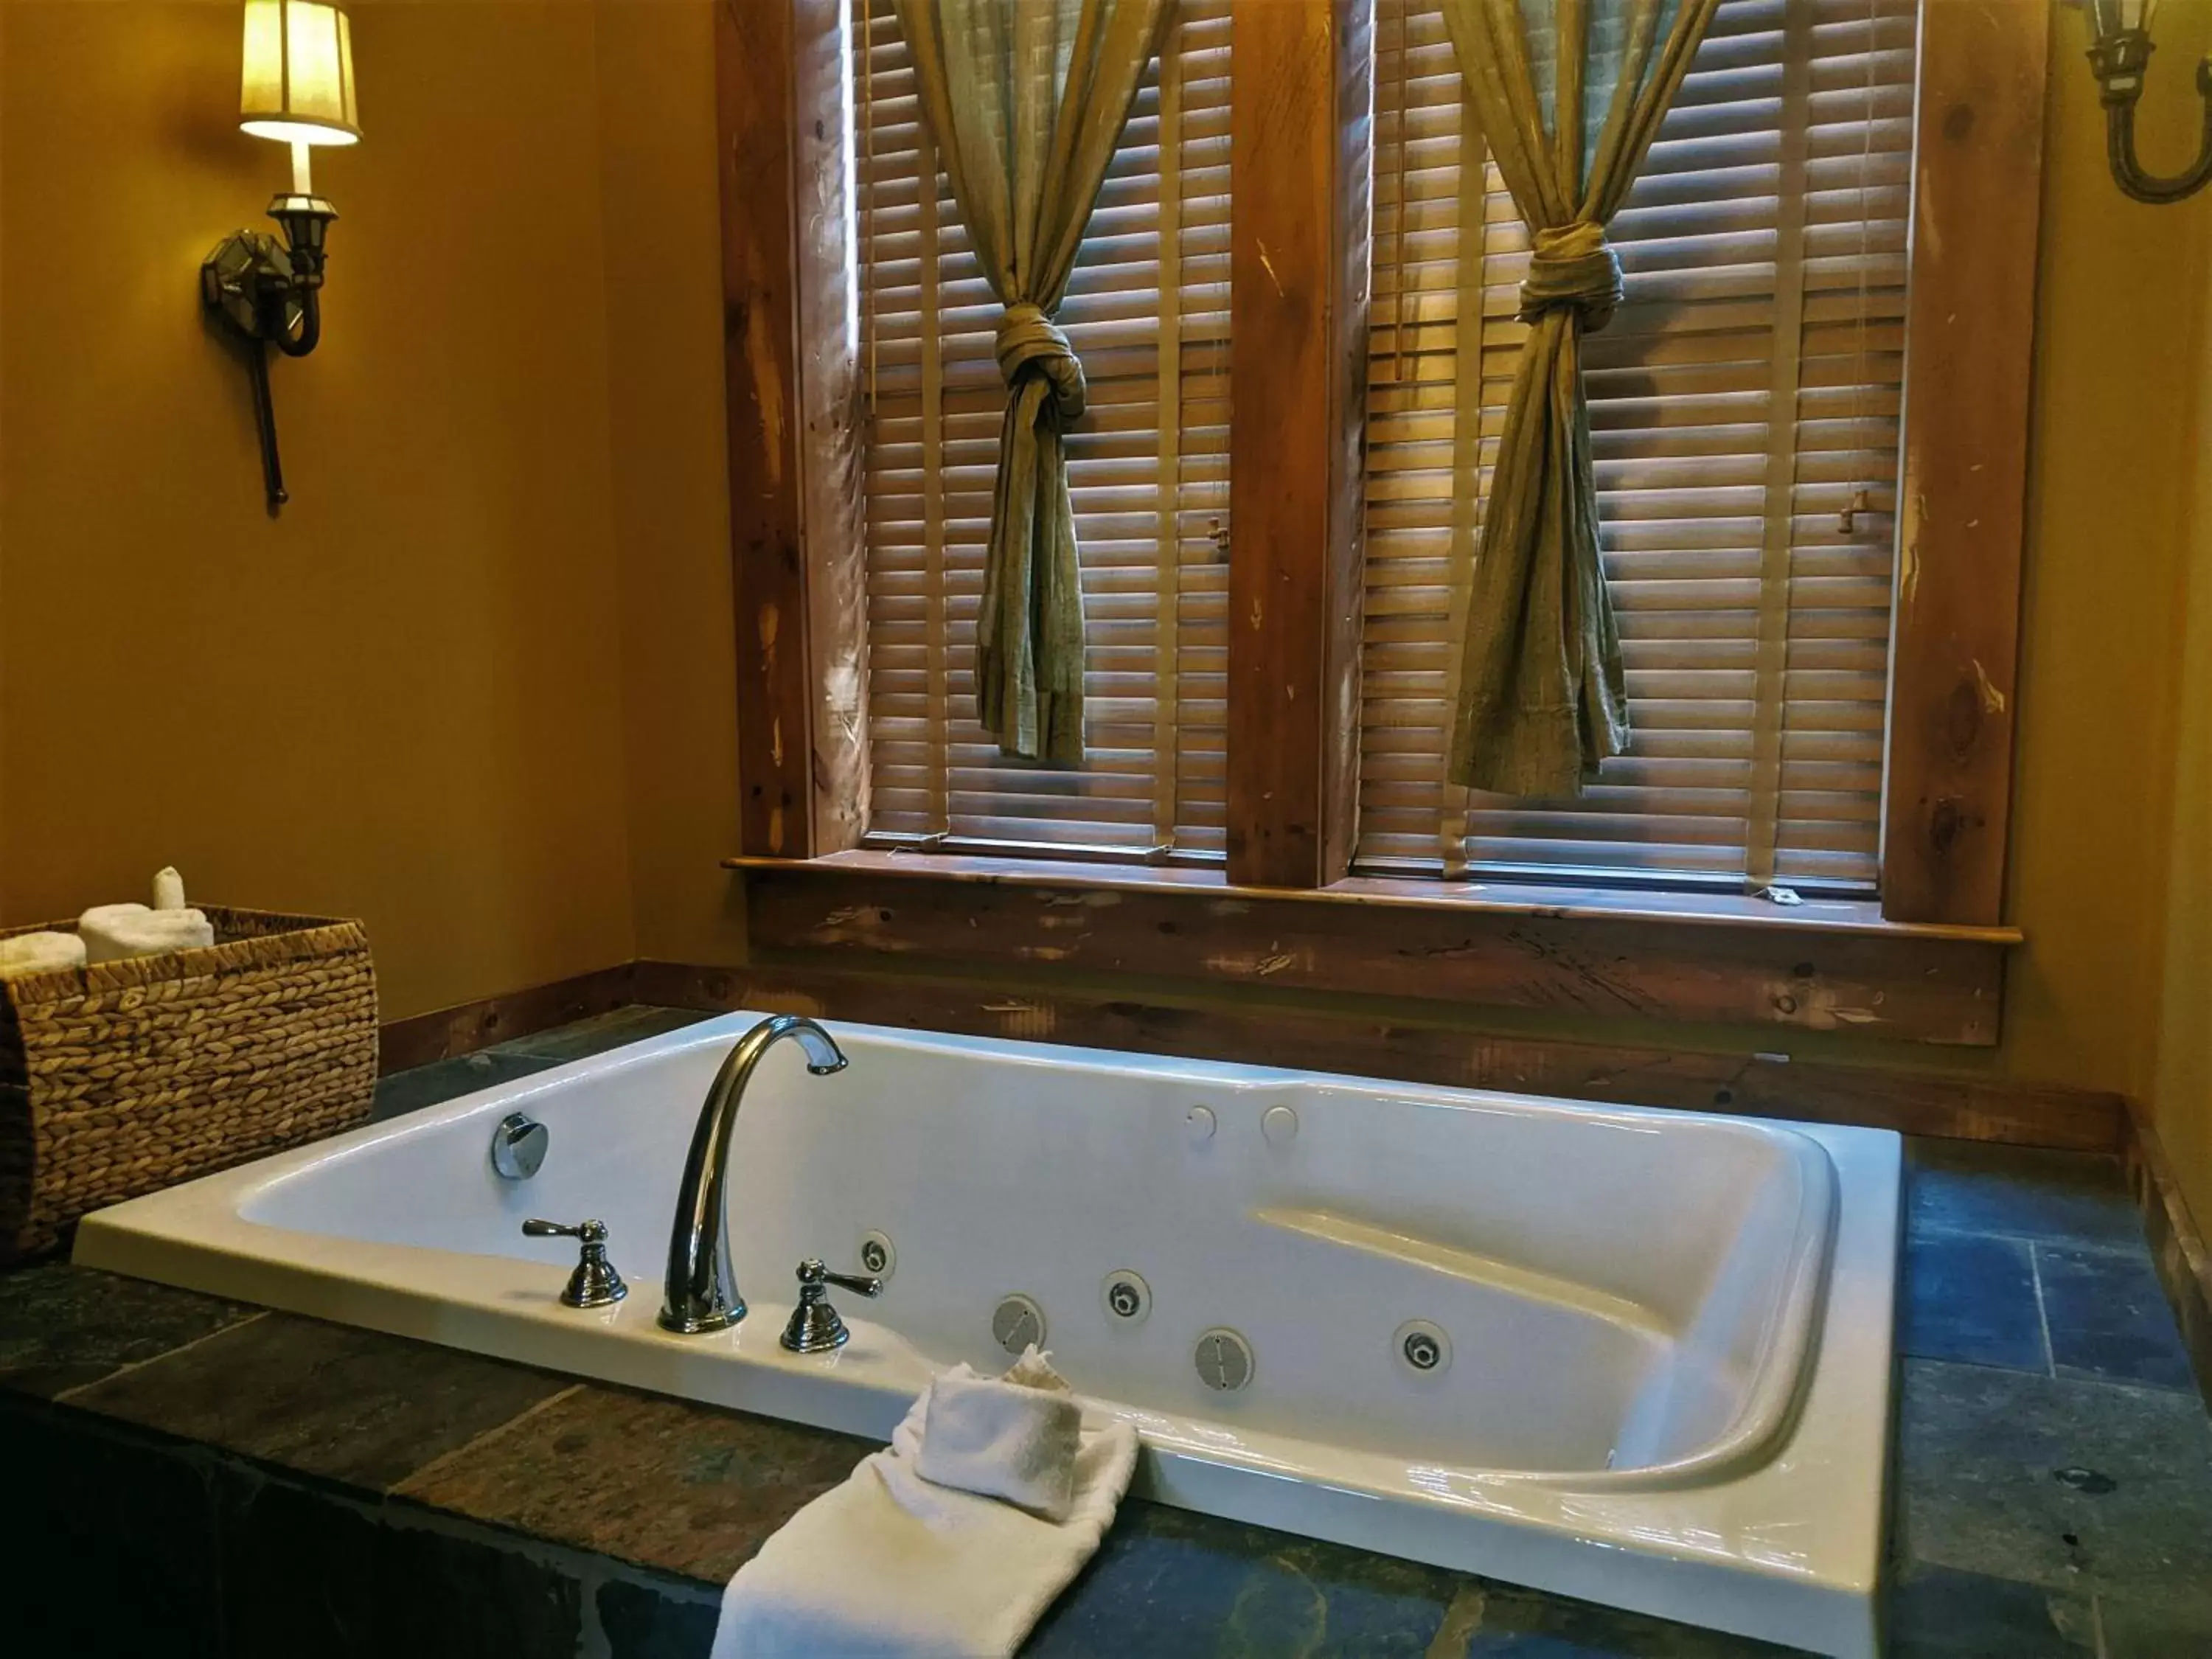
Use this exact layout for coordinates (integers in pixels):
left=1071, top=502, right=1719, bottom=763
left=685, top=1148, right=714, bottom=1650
left=79, top=903, right=215, bottom=964
left=712, top=1348, right=1138, bottom=1659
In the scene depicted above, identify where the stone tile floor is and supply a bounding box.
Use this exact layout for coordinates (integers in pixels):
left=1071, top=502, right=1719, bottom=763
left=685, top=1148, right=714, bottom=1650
left=6, top=1006, right=2210, bottom=1658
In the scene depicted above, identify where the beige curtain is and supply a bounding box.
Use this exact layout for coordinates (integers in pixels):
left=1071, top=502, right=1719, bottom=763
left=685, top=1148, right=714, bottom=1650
left=1438, top=0, right=1720, bottom=796
left=894, top=0, right=1173, bottom=765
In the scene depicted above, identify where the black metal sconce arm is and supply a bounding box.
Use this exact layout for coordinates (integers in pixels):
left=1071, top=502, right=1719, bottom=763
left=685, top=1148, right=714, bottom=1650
left=2088, top=29, right=2212, bottom=205
left=201, top=193, right=338, bottom=509
left=268, top=282, right=323, bottom=360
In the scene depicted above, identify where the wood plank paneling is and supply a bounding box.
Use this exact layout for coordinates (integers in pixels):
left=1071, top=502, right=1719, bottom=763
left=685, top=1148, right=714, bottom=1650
left=1225, top=0, right=1372, bottom=888
left=793, top=0, right=868, bottom=855
left=717, top=0, right=813, bottom=858
left=378, top=965, right=641, bottom=1074
left=740, top=855, right=2006, bottom=1043
left=1882, top=0, right=2049, bottom=925
left=2127, top=1101, right=2212, bottom=1405
left=634, top=961, right=2123, bottom=1151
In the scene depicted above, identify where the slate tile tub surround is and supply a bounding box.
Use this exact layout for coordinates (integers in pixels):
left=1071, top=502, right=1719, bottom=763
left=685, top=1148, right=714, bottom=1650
left=1899, top=1230, right=2048, bottom=1371
left=2038, top=1242, right=2203, bottom=1391
left=1898, top=1360, right=2212, bottom=1620
left=3, top=1009, right=2210, bottom=1659
left=397, top=1382, right=877, bottom=1583
left=1907, top=1140, right=2146, bottom=1249
left=1901, top=1138, right=2202, bottom=1395
left=66, top=1312, right=575, bottom=1489
left=0, top=1256, right=256, bottom=1399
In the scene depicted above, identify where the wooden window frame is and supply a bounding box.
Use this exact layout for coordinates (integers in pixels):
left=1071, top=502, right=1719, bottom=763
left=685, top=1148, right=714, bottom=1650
left=716, top=0, right=2043, bottom=1044
left=1882, top=0, right=2047, bottom=927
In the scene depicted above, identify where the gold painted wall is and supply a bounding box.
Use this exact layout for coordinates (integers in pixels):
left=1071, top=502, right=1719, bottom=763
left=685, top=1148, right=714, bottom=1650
left=2030, top=0, right=2212, bottom=1237
left=0, top=1, right=639, bottom=1019
left=2007, top=0, right=2211, bottom=1107
left=588, top=0, right=763, bottom=981
left=594, top=0, right=751, bottom=973
left=2153, top=230, right=2212, bottom=1234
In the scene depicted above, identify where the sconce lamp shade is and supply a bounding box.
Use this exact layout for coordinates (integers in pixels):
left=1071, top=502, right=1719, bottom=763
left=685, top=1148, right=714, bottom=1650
left=240, top=0, right=361, bottom=146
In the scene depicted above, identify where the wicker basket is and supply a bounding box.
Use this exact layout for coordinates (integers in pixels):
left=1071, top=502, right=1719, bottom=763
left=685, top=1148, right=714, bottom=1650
left=0, top=906, right=378, bottom=1260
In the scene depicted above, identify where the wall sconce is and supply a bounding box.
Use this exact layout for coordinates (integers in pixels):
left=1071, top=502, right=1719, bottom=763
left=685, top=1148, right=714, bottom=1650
left=201, top=0, right=361, bottom=510
left=2080, top=0, right=2212, bottom=204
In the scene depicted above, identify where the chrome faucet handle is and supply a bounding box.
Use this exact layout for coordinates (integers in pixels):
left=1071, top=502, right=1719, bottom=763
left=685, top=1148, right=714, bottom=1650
left=522, top=1217, right=603, bottom=1241
left=781, top=1257, right=882, bottom=1353
left=522, top=1217, right=628, bottom=1310
left=804, top=1258, right=883, bottom=1297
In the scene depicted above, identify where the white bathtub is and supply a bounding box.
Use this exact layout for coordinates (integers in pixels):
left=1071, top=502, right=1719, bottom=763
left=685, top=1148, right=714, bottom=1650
left=77, top=1012, right=1898, bottom=1655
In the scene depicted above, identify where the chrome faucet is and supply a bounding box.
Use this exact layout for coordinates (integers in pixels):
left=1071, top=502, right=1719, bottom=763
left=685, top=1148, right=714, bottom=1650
left=660, top=1015, right=848, bottom=1334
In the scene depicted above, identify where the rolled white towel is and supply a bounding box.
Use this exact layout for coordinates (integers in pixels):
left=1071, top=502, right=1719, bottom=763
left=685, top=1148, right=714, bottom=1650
left=914, top=1343, right=1085, bottom=1521
left=151, top=866, right=188, bottom=911
left=0, top=931, right=88, bottom=979
left=80, top=902, right=215, bottom=964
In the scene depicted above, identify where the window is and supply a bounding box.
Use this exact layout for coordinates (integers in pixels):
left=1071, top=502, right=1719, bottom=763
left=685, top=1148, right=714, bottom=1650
left=1361, top=0, right=1916, bottom=894
left=759, top=0, right=2035, bottom=945
left=853, top=0, right=1232, bottom=863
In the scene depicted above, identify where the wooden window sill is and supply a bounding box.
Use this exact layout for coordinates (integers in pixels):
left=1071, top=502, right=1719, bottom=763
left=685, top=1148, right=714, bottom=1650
left=727, top=851, right=2019, bottom=1046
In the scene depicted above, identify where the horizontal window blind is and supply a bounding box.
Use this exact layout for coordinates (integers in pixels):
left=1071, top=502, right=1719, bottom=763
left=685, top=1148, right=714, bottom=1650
left=1361, top=0, right=1915, bottom=892
left=855, top=0, right=1231, bottom=862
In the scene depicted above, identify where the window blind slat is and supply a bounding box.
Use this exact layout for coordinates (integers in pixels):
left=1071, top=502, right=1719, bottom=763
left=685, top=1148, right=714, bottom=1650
left=1745, top=0, right=1818, bottom=890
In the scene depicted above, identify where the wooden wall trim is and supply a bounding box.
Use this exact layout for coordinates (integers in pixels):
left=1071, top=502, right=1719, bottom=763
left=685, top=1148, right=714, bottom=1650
left=793, top=0, right=869, bottom=855
left=2126, top=1102, right=2212, bottom=1406
left=375, top=955, right=2119, bottom=1150
left=732, top=849, right=2022, bottom=942
left=738, top=857, right=2007, bottom=1044
left=717, top=0, right=815, bottom=859
left=1225, top=0, right=1373, bottom=888
left=378, top=964, right=642, bottom=1075
left=632, top=960, right=2123, bottom=1151
left=1882, top=0, right=2049, bottom=925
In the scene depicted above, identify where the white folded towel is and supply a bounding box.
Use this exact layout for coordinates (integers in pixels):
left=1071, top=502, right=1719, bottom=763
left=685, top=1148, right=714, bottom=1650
left=713, top=1348, right=1139, bottom=1659
left=0, top=931, right=87, bottom=979
left=79, top=902, right=215, bottom=964
left=915, top=1343, right=1085, bottom=1522
left=151, top=866, right=188, bottom=911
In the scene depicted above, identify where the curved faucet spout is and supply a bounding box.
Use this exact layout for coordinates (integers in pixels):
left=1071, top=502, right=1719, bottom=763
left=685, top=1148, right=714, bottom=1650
left=660, top=1015, right=848, bottom=1334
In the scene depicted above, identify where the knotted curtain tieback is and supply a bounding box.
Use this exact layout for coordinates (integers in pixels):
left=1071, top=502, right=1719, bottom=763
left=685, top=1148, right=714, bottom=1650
left=1518, top=221, right=1625, bottom=330
left=995, top=302, right=1088, bottom=420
